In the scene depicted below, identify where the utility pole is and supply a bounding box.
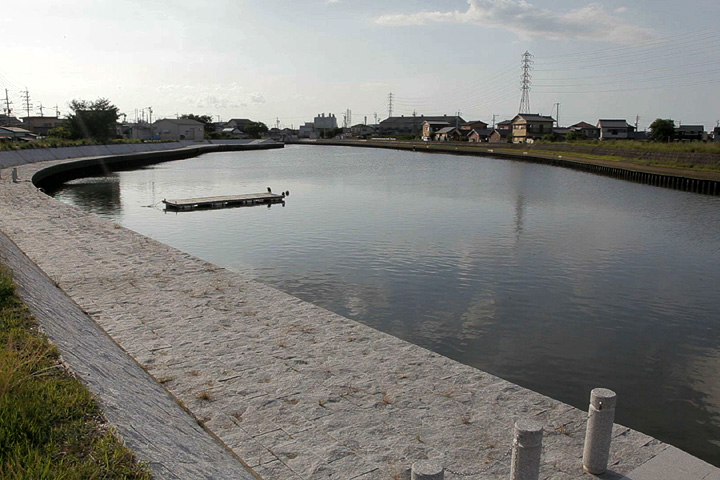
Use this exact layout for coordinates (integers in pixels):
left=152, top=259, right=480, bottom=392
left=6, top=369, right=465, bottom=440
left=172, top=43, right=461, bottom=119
left=3, top=89, right=12, bottom=116
left=492, top=114, right=497, bottom=129
left=37, top=102, right=44, bottom=117
left=364, top=115, right=367, bottom=125
left=374, top=112, right=378, bottom=125
left=21, top=88, right=32, bottom=118
left=387, top=92, right=394, bottom=119
left=553, top=103, right=560, bottom=127
left=519, top=51, right=533, bottom=114
left=276, top=117, right=280, bottom=129
left=635, top=115, right=640, bottom=130
left=456, top=110, right=461, bottom=128
left=54, top=104, right=60, bottom=118
left=147, top=106, right=153, bottom=125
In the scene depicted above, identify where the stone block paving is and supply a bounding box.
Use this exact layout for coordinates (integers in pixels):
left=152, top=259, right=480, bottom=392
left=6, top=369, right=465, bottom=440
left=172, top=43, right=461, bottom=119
left=1, top=158, right=711, bottom=479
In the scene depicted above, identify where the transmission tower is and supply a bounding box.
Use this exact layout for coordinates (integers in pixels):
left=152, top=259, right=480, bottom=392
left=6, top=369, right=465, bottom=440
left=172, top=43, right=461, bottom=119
left=388, top=92, right=394, bottom=119
left=519, top=51, right=533, bottom=114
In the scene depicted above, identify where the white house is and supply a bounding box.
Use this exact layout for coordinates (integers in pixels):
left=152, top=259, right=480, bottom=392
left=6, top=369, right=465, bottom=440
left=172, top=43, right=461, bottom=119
left=597, top=119, right=633, bottom=140
left=152, top=118, right=205, bottom=141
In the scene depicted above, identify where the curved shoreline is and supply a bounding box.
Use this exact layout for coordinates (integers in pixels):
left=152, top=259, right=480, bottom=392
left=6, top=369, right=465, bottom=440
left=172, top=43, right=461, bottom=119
left=299, top=139, right=720, bottom=195
left=1, top=144, right=717, bottom=478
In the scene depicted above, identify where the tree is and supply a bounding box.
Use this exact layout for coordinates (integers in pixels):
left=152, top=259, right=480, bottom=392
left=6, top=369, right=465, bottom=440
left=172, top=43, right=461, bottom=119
left=64, top=98, right=119, bottom=142
left=180, top=114, right=215, bottom=136
left=649, top=118, right=675, bottom=142
left=565, top=129, right=582, bottom=142
left=243, top=121, right=268, bottom=139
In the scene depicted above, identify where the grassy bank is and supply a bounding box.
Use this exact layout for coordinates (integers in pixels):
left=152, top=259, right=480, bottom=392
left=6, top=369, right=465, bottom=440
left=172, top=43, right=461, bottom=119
left=0, top=138, right=173, bottom=152
left=540, top=139, right=720, bottom=154
left=0, top=265, right=151, bottom=479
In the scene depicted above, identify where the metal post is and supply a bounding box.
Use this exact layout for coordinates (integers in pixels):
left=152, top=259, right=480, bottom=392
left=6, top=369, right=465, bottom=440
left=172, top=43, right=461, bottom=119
left=510, top=419, right=543, bottom=480
left=411, top=460, right=444, bottom=480
left=11, top=168, right=19, bottom=183
left=582, top=388, right=617, bottom=475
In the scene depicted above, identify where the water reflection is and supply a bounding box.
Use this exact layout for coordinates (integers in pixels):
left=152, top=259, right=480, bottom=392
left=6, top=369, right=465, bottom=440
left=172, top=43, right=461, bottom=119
left=50, top=145, right=720, bottom=466
left=49, top=175, right=121, bottom=217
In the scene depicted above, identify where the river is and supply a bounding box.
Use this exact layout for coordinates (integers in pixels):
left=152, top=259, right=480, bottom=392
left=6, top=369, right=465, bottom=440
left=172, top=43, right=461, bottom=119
left=49, top=144, right=720, bottom=465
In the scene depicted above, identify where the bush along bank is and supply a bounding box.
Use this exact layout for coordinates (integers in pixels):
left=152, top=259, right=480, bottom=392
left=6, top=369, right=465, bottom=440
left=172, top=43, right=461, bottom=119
left=0, top=264, right=151, bottom=479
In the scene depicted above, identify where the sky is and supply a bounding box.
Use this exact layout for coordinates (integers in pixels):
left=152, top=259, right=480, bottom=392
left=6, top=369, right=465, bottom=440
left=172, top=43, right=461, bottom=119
left=1, top=0, right=719, bottom=131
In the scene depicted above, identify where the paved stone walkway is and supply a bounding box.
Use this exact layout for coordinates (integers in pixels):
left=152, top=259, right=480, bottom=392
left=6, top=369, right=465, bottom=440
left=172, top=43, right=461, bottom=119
left=0, top=231, right=259, bottom=479
left=1, top=154, right=717, bottom=479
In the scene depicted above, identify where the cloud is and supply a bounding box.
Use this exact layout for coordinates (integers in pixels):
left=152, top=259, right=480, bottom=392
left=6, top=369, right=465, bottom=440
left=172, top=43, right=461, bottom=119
left=374, top=0, right=655, bottom=43
left=615, top=7, right=628, bottom=13
left=156, top=83, right=266, bottom=109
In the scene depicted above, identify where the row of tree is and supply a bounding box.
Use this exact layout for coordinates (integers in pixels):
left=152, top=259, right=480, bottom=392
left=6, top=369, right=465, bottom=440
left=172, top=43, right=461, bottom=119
left=49, top=99, right=267, bottom=141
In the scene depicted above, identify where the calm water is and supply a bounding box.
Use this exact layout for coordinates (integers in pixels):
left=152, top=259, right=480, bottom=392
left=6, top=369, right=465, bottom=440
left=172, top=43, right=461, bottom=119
left=50, top=145, right=720, bottom=465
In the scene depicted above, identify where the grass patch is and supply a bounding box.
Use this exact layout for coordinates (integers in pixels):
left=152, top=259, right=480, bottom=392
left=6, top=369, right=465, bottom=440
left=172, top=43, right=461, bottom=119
left=0, top=137, right=175, bottom=152
left=547, top=139, right=720, bottom=154
left=0, top=264, right=151, bottom=479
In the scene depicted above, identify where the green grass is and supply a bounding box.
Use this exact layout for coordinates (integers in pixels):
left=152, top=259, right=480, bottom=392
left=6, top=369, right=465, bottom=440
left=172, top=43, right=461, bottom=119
left=0, top=137, right=174, bottom=152
left=0, top=264, right=151, bottom=479
left=540, top=139, right=720, bottom=154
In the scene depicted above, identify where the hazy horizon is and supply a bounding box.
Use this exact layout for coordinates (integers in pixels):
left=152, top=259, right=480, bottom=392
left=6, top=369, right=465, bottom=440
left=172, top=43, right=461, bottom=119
left=2, top=0, right=719, bottom=131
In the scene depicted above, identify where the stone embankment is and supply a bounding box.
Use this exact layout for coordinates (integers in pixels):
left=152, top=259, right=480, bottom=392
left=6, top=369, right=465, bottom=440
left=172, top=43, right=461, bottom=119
left=1, top=144, right=718, bottom=479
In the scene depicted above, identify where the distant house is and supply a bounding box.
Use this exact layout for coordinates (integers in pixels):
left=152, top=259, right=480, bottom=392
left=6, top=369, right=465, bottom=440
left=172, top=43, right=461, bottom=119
left=421, top=121, right=450, bottom=139
left=674, top=125, right=705, bottom=141
left=350, top=124, right=376, bottom=138
left=495, top=120, right=512, bottom=136
left=0, top=126, right=36, bottom=141
left=0, top=114, right=23, bottom=127
left=152, top=118, right=205, bottom=141
left=221, top=127, right=249, bottom=138
left=459, top=120, right=489, bottom=132
left=267, top=127, right=295, bottom=142
left=298, top=122, right=315, bottom=139
left=380, top=115, right=465, bottom=137
left=118, top=122, right=152, bottom=140
left=226, top=118, right=253, bottom=131
left=569, top=121, right=600, bottom=139
left=511, top=114, right=555, bottom=143
left=552, top=127, right=571, bottom=141
left=21, top=116, right=64, bottom=136
left=435, top=127, right=462, bottom=142
left=597, top=119, right=634, bottom=140
left=714, top=127, right=720, bottom=143
left=467, top=128, right=493, bottom=143
left=488, top=129, right=509, bottom=143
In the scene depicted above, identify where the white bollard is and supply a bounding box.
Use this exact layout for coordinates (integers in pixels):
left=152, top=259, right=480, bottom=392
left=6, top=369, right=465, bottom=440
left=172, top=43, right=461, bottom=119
left=11, top=167, right=19, bottom=183
left=510, top=419, right=543, bottom=480
left=582, top=388, right=617, bottom=475
left=411, top=460, right=444, bottom=480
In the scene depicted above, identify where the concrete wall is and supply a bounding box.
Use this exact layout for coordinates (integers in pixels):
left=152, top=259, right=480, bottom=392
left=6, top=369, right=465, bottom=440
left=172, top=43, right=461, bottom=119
left=0, top=140, right=276, bottom=170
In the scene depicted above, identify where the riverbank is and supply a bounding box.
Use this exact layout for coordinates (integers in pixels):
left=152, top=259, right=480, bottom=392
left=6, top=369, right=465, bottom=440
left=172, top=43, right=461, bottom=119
left=0, top=263, right=151, bottom=479
left=1, top=145, right=719, bottom=478
left=298, top=139, right=720, bottom=195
